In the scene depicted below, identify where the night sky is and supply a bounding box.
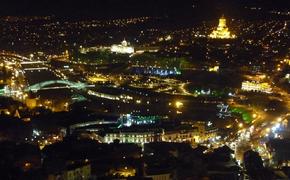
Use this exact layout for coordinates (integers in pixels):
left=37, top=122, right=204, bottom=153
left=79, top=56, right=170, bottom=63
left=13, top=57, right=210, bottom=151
left=0, top=0, right=289, bottom=17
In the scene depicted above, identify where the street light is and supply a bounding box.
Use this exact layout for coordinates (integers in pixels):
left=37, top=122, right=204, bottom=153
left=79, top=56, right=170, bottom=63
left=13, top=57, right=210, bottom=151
left=252, top=113, right=257, bottom=118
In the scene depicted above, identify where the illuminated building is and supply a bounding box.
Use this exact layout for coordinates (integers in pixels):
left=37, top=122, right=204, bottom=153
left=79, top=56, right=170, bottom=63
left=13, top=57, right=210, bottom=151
left=208, top=66, right=220, bottom=72
left=104, top=128, right=201, bottom=145
left=162, top=128, right=199, bottom=144
left=241, top=81, right=272, bottom=93
left=180, top=121, right=217, bottom=143
left=25, top=97, right=38, bottom=109
left=111, top=39, right=134, bottom=54
left=109, top=167, right=136, bottom=177
left=102, top=123, right=210, bottom=145
left=209, top=16, right=236, bottom=39
left=118, top=114, right=160, bottom=128
left=103, top=129, right=162, bottom=144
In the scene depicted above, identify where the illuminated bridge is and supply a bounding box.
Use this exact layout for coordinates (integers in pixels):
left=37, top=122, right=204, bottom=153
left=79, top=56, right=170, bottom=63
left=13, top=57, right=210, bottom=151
left=0, top=52, right=30, bottom=61
left=26, top=80, right=94, bottom=92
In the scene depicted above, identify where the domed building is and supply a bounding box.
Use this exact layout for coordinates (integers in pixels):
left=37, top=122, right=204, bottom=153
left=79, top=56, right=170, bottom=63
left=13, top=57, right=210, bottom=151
left=209, top=16, right=236, bottom=39
left=110, top=39, right=134, bottom=54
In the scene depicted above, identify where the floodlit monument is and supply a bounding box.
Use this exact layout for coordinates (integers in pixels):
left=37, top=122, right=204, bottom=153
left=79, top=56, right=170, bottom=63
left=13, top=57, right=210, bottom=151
left=241, top=81, right=272, bottom=93
left=111, top=39, right=134, bottom=54
left=209, top=16, right=236, bottom=39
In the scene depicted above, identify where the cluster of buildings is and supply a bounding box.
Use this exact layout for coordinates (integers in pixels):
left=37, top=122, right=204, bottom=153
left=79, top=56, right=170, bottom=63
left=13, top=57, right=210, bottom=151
left=0, top=137, right=243, bottom=180
left=73, top=119, right=217, bottom=146
left=102, top=125, right=203, bottom=145
left=79, top=39, right=159, bottom=56
left=79, top=39, right=135, bottom=55
left=1, top=10, right=289, bottom=180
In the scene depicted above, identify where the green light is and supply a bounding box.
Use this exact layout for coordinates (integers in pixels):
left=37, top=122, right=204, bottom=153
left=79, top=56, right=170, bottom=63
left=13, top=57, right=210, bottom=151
left=0, top=89, right=4, bottom=96
left=230, top=107, right=253, bottom=124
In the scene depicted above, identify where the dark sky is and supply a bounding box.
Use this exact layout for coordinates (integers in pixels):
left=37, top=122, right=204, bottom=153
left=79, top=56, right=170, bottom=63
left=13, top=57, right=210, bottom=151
left=0, top=0, right=289, bottom=17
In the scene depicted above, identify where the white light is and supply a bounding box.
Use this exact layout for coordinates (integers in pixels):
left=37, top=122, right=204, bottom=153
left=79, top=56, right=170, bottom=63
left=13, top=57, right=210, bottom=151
left=207, top=121, right=213, bottom=126
left=33, top=129, right=41, bottom=136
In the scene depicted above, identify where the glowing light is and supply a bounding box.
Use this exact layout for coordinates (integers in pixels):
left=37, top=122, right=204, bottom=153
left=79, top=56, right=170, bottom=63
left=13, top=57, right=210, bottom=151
left=207, top=121, right=213, bottom=126
left=33, top=129, right=41, bottom=136
left=165, top=35, right=172, bottom=41
left=175, top=101, right=183, bottom=109
left=284, top=58, right=290, bottom=65
left=252, top=113, right=257, bottom=118
left=272, top=123, right=281, bottom=133
left=209, top=16, right=236, bottom=39
left=226, top=124, right=232, bottom=128
left=241, top=81, right=272, bottom=93
left=111, top=39, right=134, bottom=54
left=87, top=75, right=108, bottom=83
left=208, top=66, right=219, bottom=72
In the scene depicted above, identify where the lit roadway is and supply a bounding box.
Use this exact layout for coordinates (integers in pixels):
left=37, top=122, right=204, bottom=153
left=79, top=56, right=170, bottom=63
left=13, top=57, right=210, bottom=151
left=0, top=52, right=92, bottom=100
left=228, top=73, right=290, bottom=162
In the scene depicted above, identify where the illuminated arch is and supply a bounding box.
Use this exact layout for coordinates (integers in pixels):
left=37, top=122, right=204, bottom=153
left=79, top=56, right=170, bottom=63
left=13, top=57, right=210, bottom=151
left=26, top=80, right=91, bottom=92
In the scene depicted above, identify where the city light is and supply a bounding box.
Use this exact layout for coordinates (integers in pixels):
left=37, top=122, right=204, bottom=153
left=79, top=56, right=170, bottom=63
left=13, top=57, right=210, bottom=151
left=252, top=113, right=257, bottom=118
left=111, top=39, right=134, bottom=54
left=241, top=81, right=272, bottom=93
left=208, top=66, right=220, bottom=72
left=175, top=101, right=184, bottom=109
left=0, top=3, right=289, bottom=179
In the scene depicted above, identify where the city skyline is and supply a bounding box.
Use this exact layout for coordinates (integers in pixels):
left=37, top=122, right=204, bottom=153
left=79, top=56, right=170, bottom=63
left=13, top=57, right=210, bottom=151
left=0, top=1, right=289, bottom=179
